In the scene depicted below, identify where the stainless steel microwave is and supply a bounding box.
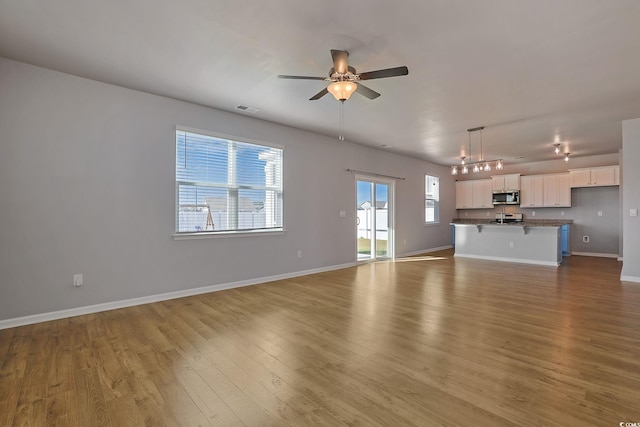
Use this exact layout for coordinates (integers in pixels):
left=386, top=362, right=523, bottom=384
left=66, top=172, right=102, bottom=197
left=492, top=191, right=520, bottom=205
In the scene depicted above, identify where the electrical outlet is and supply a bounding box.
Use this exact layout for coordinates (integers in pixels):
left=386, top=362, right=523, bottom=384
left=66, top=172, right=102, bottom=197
left=532, top=211, right=536, bottom=217
left=561, top=211, right=565, bottom=216
left=297, top=250, right=302, bottom=258
left=73, top=274, right=83, bottom=287
left=598, top=211, right=603, bottom=217
left=339, top=210, right=346, bottom=218
left=509, top=242, right=515, bottom=248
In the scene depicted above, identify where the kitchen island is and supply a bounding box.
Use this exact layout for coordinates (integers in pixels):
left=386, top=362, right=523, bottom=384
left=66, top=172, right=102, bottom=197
left=451, top=219, right=573, bottom=266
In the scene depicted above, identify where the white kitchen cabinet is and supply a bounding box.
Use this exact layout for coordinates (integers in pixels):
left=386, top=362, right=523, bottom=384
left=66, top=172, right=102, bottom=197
left=491, top=173, right=521, bottom=191
left=520, top=173, right=570, bottom=208
left=569, top=169, right=591, bottom=187
left=520, top=175, right=544, bottom=207
left=473, top=179, right=493, bottom=208
left=455, top=181, right=473, bottom=209
left=543, top=173, right=571, bottom=207
left=456, top=179, right=492, bottom=209
left=569, top=166, right=619, bottom=187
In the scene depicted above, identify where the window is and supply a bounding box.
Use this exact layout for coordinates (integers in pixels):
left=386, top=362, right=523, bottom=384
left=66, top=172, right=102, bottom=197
left=425, top=175, right=439, bottom=223
left=175, top=129, right=283, bottom=234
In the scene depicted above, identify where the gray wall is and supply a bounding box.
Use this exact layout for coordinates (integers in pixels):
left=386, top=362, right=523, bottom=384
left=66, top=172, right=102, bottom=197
left=0, top=58, right=456, bottom=320
left=622, top=119, right=640, bottom=280
left=569, top=187, right=619, bottom=254
left=456, top=155, right=622, bottom=256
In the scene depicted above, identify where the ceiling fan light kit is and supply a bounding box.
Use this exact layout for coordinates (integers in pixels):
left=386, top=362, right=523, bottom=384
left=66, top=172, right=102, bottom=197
left=327, top=81, right=357, bottom=101
left=452, top=126, right=503, bottom=175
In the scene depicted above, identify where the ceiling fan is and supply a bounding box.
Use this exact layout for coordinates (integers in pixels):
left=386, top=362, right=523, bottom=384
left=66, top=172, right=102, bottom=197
left=278, top=49, right=409, bottom=102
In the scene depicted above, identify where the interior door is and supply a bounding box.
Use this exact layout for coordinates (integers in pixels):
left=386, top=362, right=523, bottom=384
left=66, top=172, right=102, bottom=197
left=356, top=177, right=394, bottom=261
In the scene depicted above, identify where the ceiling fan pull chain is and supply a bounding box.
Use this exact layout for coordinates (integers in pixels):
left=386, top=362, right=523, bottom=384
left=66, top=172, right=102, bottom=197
left=339, top=101, right=345, bottom=141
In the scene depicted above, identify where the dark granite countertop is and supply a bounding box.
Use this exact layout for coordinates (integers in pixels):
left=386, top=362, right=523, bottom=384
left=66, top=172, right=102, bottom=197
left=451, top=218, right=573, bottom=227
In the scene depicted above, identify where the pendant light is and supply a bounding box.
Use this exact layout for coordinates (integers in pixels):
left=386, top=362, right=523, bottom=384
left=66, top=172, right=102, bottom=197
left=452, top=126, right=504, bottom=175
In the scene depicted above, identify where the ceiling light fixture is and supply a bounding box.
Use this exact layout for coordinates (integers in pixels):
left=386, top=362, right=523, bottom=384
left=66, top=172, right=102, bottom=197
left=564, top=152, right=570, bottom=162
left=327, top=81, right=357, bottom=101
left=553, top=143, right=561, bottom=155
left=327, top=80, right=358, bottom=141
left=451, top=126, right=503, bottom=175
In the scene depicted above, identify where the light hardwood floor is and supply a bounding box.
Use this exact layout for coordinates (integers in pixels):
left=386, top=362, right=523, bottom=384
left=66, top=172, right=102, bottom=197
left=2, top=250, right=640, bottom=426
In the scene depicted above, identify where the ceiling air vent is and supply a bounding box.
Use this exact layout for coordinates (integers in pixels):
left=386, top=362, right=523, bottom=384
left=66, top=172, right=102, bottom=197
left=235, top=105, right=260, bottom=114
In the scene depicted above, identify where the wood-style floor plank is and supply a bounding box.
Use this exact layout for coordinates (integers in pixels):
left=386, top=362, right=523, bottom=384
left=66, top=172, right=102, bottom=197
left=2, top=250, right=640, bottom=426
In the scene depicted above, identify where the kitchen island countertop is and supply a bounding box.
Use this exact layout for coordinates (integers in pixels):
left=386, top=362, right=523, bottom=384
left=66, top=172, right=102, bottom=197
left=451, top=218, right=573, bottom=227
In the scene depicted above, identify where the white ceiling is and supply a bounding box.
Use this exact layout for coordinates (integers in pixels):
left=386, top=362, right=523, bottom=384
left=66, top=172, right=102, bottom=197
left=2, top=0, right=640, bottom=166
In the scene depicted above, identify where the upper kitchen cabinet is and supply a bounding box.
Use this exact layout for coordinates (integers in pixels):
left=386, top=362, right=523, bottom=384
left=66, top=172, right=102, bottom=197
left=455, top=181, right=474, bottom=209
left=520, top=173, right=570, bottom=208
left=473, top=179, right=493, bottom=208
left=492, top=174, right=521, bottom=192
left=455, top=179, right=492, bottom=209
left=543, top=173, right=571, bottom=207
left=569, top=166, right=619, bottom=188
left=520, top=175, right=544, bottom=207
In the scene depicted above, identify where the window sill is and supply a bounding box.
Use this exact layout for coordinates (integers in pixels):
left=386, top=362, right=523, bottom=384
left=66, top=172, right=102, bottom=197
left=424, top=222, right=441, bottom=226
left=173, top=228, right=285, bottom=240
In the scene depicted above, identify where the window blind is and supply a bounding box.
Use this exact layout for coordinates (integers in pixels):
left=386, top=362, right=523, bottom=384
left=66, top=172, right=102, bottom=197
left=176, top=130, right=283, bottom=233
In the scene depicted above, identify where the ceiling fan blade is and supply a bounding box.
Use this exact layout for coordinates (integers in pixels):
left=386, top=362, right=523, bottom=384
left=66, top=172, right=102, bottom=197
left=358, top=66, right=409, bottom=81
left=355, top=83, right=381, bottom=100
left=278, top=75, right=326, bottom=80
left=309, top=87, right=329, bottom=100
left=330, top=49, right=349, bottom=74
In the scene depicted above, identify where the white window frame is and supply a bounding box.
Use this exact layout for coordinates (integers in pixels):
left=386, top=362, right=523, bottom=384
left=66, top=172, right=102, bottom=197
left=425, top=174, right=440, bottom=224
left=173, top=127, right=284, bottom=239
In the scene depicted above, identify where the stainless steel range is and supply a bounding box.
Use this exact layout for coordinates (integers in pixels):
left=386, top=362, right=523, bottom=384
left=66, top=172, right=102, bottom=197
left=491, top=213, right=523, bottom=224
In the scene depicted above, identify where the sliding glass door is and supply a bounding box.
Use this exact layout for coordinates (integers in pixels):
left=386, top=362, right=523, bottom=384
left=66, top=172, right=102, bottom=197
left=356, top=177, right=394, bottom=261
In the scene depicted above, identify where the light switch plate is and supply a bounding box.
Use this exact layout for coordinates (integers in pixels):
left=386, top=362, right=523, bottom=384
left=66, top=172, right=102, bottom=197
left=631, top=208, right=638, bottom=217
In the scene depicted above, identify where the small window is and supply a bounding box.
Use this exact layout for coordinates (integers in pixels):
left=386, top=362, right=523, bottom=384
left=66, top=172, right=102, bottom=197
left=425, top=175, right=439, bottom=223
left=175, top=129, right=283, bottom=234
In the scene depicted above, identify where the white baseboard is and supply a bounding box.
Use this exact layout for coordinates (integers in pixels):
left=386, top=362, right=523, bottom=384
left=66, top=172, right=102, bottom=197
left=620, top=275, right=640, bottom=283
left=571, top=252, right=619, bottom=258
left=0, top=261, right=357, bottom=330
left=397, top=245, right=453, bottom=258
left=454, top=253, right=559, bottom=267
